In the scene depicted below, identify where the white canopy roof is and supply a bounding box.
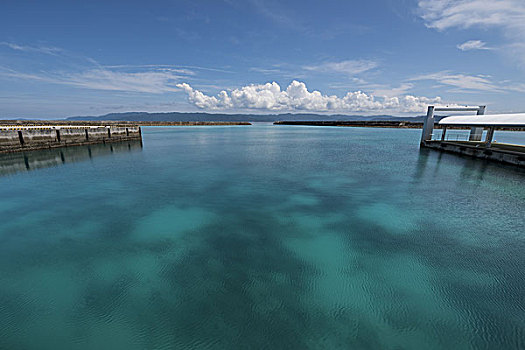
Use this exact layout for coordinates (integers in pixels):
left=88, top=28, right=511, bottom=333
left=439, top=113, right=525, bottom=127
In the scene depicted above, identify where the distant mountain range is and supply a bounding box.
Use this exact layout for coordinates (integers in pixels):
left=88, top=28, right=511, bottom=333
left=66, top=111, right=445, bottom=123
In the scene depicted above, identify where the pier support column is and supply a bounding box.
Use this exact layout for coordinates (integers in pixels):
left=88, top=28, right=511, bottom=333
left=469, top=106, right=486, bottom=141
left=18, top=131, right=25, bottom=146
left=420, top=106, right=435, bottom=146
left=485, top=127, right=495, bottom=148
left=441, top=127, right=447, bottom=142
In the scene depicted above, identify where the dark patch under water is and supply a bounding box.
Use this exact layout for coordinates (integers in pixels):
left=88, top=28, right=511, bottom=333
left=0, top=126, right=524, bottom=349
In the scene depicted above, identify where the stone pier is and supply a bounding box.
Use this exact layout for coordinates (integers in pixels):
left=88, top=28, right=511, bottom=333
left=0, top=125, right=142, bottom=153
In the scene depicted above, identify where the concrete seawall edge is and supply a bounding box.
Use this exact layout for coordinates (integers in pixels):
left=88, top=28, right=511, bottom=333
left=0, top=126, right=142, bottom=154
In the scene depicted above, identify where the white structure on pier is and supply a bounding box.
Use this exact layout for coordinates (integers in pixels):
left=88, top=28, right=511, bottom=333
left=420, top=105, right=486, bottom=145
left=420, top=105, right=525, bottom=167
left=438, top=113, right=525, bottom=147
left=421, top=105, right=525, bottom=148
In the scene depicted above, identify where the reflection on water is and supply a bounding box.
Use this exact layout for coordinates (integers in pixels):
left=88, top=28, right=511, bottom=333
left=416, top=146, right=496, bottom=183
left=0, top=140, right=143, bottom=176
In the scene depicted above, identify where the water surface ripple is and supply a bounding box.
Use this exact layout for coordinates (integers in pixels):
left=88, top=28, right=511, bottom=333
left=0, top=125, right=524, bottom=349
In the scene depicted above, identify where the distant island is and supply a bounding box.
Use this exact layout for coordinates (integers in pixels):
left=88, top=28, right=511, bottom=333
left=66, top=111, right=445, bottom=123
left=0, top=111, right=453, bottom=129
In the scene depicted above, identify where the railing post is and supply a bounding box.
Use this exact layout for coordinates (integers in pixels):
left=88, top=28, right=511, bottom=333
left=441, top=126, right=447, bottom=141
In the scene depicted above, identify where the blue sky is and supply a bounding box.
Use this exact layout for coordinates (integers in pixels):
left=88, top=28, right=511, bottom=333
left=1, top=0, right=524, bottom=118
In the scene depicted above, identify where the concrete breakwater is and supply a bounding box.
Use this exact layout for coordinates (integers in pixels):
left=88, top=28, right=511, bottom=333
left=274, top=121, right=424, bottom=128
left=127, top=121, right=252, bottom=126
left=273, top=120, right=525, bottom=131
left=0, top=125, right=141, bottom=153
left=0, top=120, right=251, bottom=127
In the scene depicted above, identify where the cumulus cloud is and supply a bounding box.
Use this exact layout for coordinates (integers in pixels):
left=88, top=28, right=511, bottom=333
left=177, top=80, right=445, bottom=113
left=303, top=60, right=378, bottom=76
left=457, top=40, right=492, bottom=51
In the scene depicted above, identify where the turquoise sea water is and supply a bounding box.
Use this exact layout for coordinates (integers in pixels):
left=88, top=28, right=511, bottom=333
left=0, top=125, right=524, bottom=349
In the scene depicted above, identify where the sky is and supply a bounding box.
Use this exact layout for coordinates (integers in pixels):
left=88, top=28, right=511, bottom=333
left=1, top=0, right=525, bottom=118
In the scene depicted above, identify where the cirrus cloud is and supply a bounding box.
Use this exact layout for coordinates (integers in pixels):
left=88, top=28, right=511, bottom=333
left=410, top=71, right=500, bottom=92
left=457, top=40, right=492, bottom=51
left=177, top=80, right=446, bottom=113
left=418, top=0, right=525, bottom=65
left=418, top=0, right=525, bottom=31
left=303, top=59, right=378, bottom=76
left=0, top=41, right=62, bottom=55
left=0, top=67, right=184, bottom=94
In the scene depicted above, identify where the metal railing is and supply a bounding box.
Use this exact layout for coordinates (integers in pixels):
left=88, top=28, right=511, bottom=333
left=430, top=131, right=470, bottom=142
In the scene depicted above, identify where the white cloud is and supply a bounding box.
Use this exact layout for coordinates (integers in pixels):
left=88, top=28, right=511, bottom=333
left=304, top=60, right=378, bottom=76
left=249, top=0, right=306, bottom=32
left=370, top=83, right=415, bottom=97
left=457, top=40, right=492, bottom=51
left=0, top=41, right=62, bottom=55
left=102, top=65, right=196, bottom=76
left=411, top=71, right=500, bottom=92
left=504, top=82, right=525, bottom=93
left=177, top=80, right=446, bottom=113
left=250, top=67, right=282, bottom=74
left=101, top=64, right=233, bottom=74
left=1, top=42, right=189, bottom=93
left=0, top=67, right=183, bottom=93
left=411, top=70, right=525, bottom=93
left=418, top=0, right=525, bottom=31
left=65, top=69, right=182, bottom=93
left=177, top=82, right=232, bottom=109
left=418, top=0, right=525, bottom=64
